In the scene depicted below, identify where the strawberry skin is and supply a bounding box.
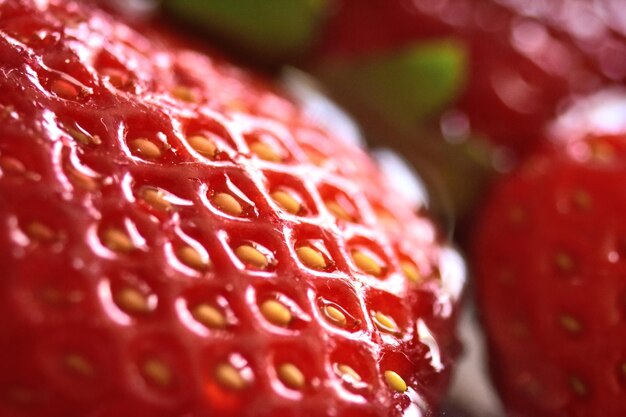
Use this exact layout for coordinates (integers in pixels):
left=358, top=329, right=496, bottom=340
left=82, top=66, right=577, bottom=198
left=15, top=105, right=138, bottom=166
left=0, top=1, right=465, bottom=417
left=472, top=93, right=626, bottom=416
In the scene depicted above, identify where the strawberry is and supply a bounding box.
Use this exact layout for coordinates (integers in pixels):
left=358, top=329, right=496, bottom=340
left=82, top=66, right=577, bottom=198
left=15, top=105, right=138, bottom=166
left=314, top=0, right=626, bottom=156
left=472, top=89, right=626, bottom=416
left=0, top=1, right=465, bottom=416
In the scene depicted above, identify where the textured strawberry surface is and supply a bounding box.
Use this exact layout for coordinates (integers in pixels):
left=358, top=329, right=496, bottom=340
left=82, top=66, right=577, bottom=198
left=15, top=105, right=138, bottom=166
left=0, top=1, right=464, bottom=416
left=316, top=0, right=626, bottom=156
left=473, top=130, right=626, bottom=416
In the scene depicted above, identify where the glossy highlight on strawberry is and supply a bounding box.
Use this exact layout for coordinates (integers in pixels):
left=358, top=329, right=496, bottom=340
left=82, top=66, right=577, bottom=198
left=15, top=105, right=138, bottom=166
left=0, top=1, right=465, bottom=416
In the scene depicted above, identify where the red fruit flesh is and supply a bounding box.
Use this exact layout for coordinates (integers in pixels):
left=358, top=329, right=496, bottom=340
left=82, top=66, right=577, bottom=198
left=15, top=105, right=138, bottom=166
left=473, top=99, right=626, bottom=416
left=316, top=0, right=626, bottom=156
left=0, top=1, right=464, bottom=416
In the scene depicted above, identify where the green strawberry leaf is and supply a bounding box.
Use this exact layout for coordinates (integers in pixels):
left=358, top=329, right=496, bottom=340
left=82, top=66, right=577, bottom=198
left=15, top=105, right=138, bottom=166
left=163, top=0, right=329, bottom=61
left=318, top=40, right=468, bottom=129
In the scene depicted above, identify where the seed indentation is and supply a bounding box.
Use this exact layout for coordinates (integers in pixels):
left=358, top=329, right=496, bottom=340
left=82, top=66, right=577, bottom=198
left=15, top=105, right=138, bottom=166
left=373, top=312, right=399, bottom=334
left=384, top=370, right=407, bottom=392
left=142, top=188, right=172, bottom=211
left=142, top=359, right=171, bottom=387
left=191, top=304, right=226, bottom=329
left=277, top=363, right=305, bottom=389
left=250, top=141, right=282, bottom=162
left=187, top=135, right=217, bottom=158
left=213, top=192, right=243, bottom=216
left=401, top=261, right=422, bottom=283
left=325, top=200, right=352, bottom=221
left=51, top=79, right=79, bottom=99
left=559, top=315, right=582, bottom=334
left=172, top=85, right=196, bottom=102
left=215, top=363, right=247, bottom=391
left=130, top=139, right=161, bottom=159
left=352, top=250, right=383, bottom=277
left=555, top=251, right=574, bottom=272
left=115, top=288, right=151, bottom=314
left=336, top=364, right=361, bottom=382
left=64, top=354, right=94, bottom=377
left=26, top=222, right=55, bottom=242
left=296, top=246, right=326, bottom=270
left=260, top=300, right=291, bottom=326
left=271, top=190, right=301, bottom=214
left=235, top=245, right=268, bottom=269
left=323, top=305, right=346, bottom=327
left=103, top=228, right=134, bottom=252
left=177, top=246, right=209, bottom=271
left=569, top=375, right=587, bottom=396
left=68, top=168, right=98, bottom=191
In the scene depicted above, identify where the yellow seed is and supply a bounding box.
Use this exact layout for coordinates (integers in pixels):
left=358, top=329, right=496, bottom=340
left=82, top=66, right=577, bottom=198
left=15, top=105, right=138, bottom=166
left=373, top=312, right=399, bottom=334
left=352, top=250, right=383, bottom=277
left=187, top=135, right=217, bottom=158
left=325, top=200, right=352, bottom=221
left=560, top=315, right=582, bottom=334
left=41, top=287, right=63, bottom=305
left=304, top=148, right=326, bottom=165
left=130, top=139, right=161, bottom=159
left=555, top=251, right=574, bottom=272
left=51, top=79, right=79, bottom=99
left=278, top=363, right=305, bottom=389
left=337, top=364, right=361, bottom=381
left=172, top=85, right=196, bottom=102
left=569, top=376, right=587, bottom=396
left=384, top=370, right=407, bottom=392
left=401, top=261, right=422, bottom=283
left=68, top=168, right=98, bottom=191
left=64, top=354, right=93, bottom=377
left=572, top=190, right=591, bottom=210
left=215, top=363, right=247, bottom=391
left=103, top=228, right=134, bottom=252
left=213, top=192, right=243, bottom=216
left=26, top=222, right=55, bottom=242
left=590, top=141, right=614, bottom=162
left=142, top=188, right=172, bottom=211
left=227, top=99, right=248, bottom=112
left=271, top=190, right=301, bottom=214
left=192, top=304, right=226, bottom=329
left=235, top=245, right=268, bottom=269
left=142, top=359, right=171, bottom=387
left=323, top=305, right=346, bottom=327
left=1, top=156, right=26, bottom=174
left=375, top=208, right=395, bottom=223
left=296, top=246, right=326, bottom=270
left=177, top=246, right=209, bottom=271
left=260, top=300, right=292, bottom=326
left=250, top=141, right=282, bottom=162
left=68, top=128, right=101, bottom=146
left=508, top=205, right=525, bottom=223
left=115, top=288, right=150, bottom=314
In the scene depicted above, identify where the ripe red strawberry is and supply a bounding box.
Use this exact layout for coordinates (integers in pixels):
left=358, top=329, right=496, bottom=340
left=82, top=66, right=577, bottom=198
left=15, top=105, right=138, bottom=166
left=472, top=89, right=626, bottom=416
left=314, top=0, right=626, bottom=156
left=0, top=1, right=465, bottom=417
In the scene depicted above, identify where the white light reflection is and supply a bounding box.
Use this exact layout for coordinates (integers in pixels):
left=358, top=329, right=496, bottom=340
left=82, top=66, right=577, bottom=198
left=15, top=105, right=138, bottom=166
left=417, top=319, right=444, bottom=372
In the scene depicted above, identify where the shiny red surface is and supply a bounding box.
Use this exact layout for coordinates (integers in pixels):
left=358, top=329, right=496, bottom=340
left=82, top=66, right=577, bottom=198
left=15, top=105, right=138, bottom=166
left=473, top=97, right=626, bottom=416
left=0, top=1, right=464, bottom=416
